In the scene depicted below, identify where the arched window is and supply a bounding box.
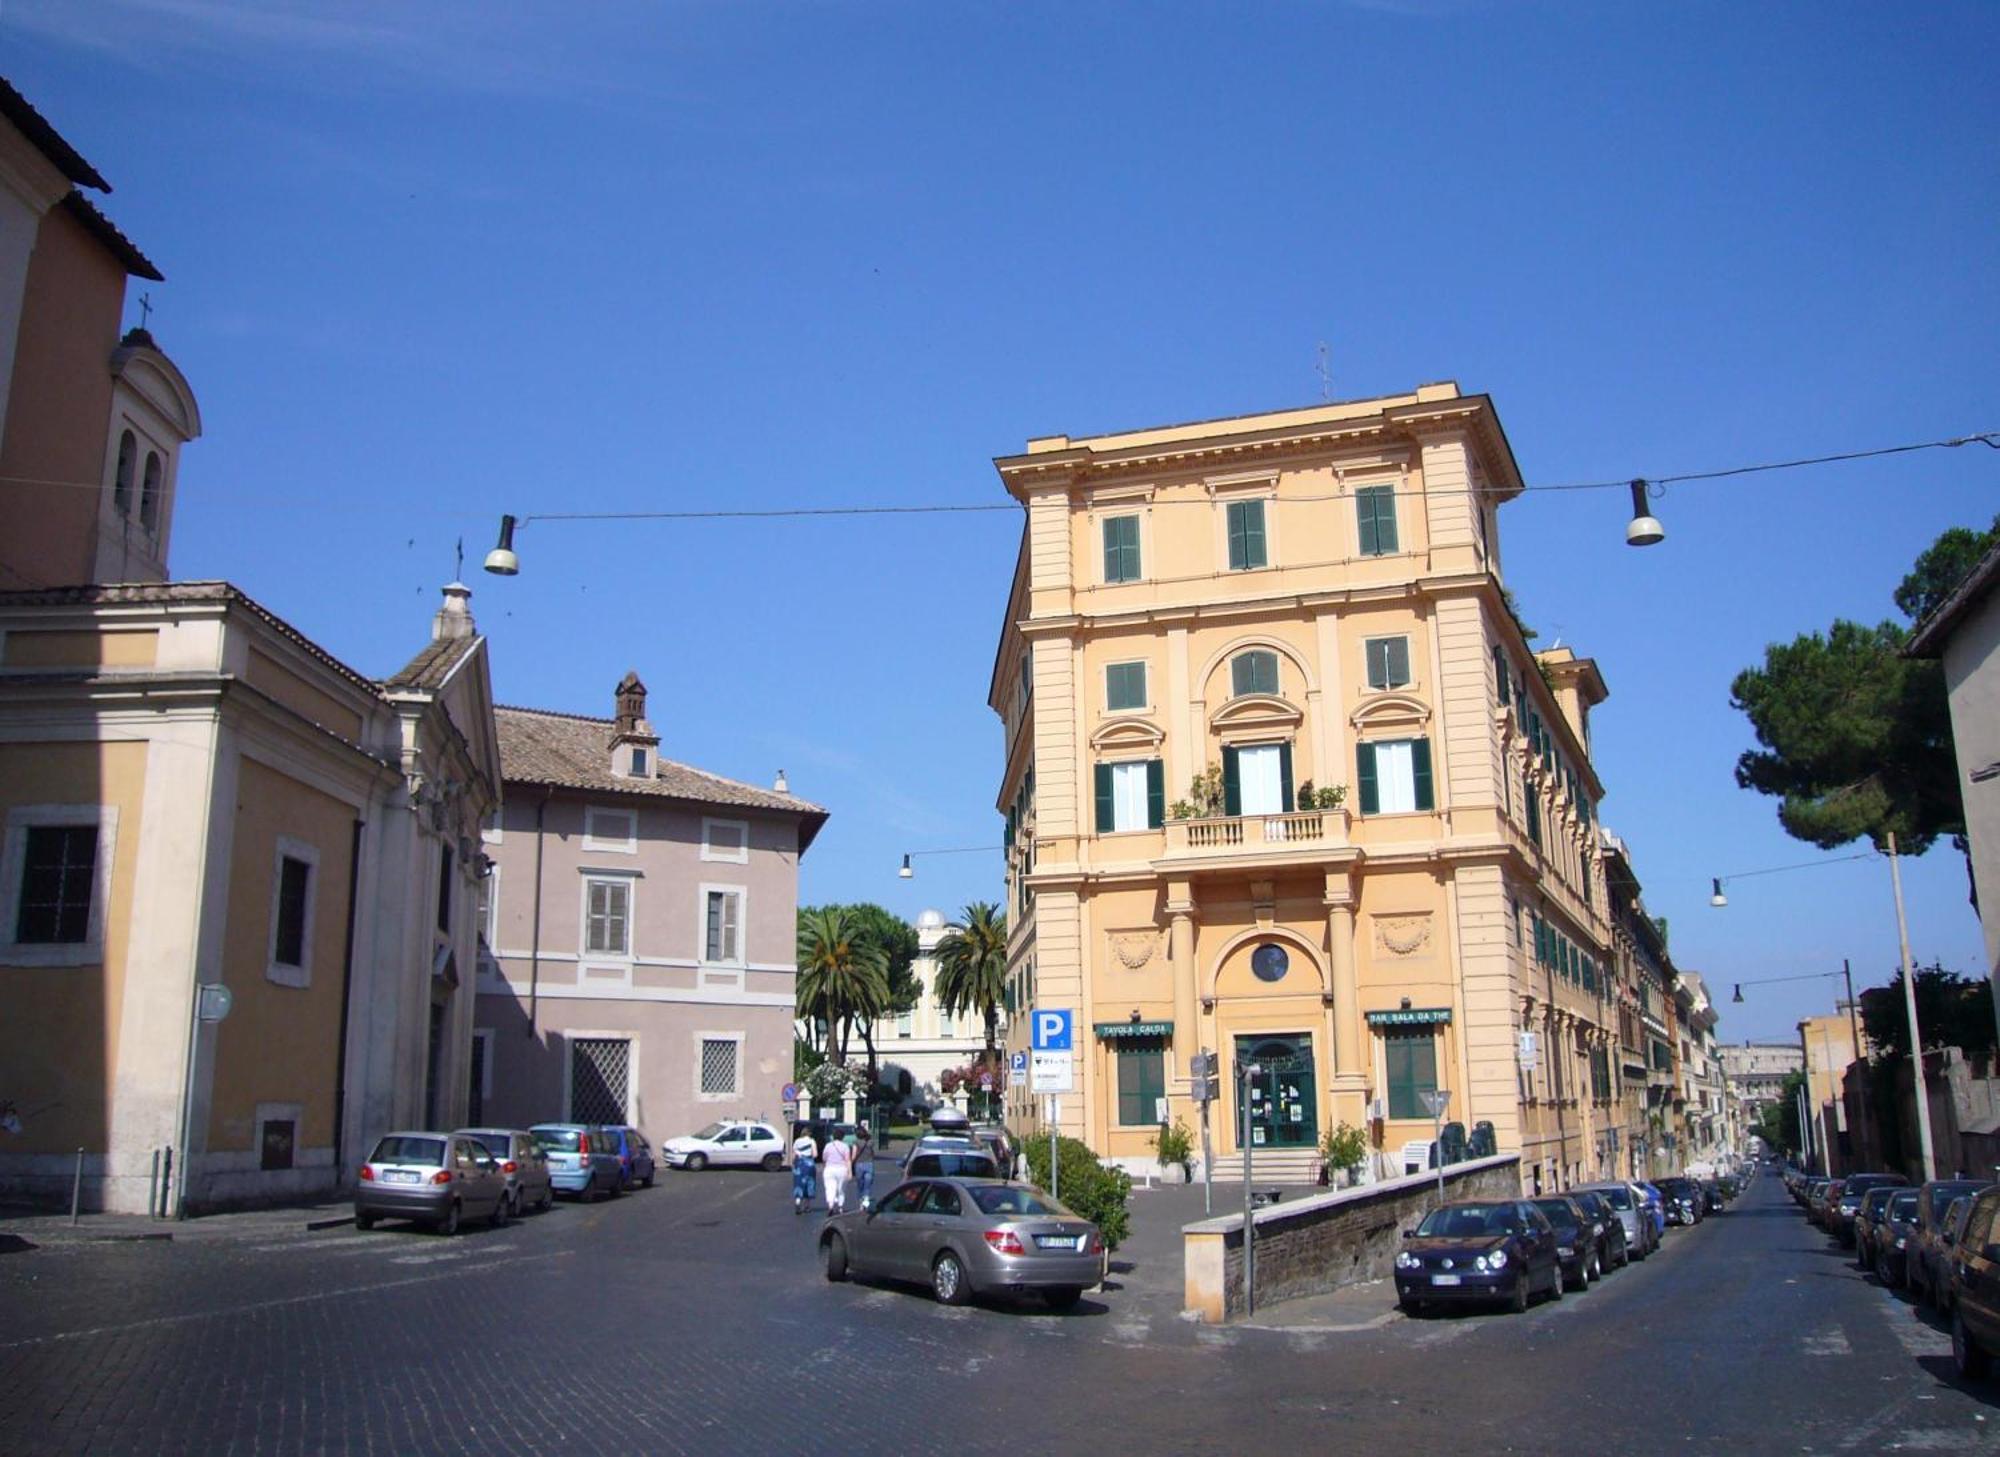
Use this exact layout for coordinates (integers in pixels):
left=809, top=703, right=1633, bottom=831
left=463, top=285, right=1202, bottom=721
left=1229, top=650, right=1279, bottom=698
left=140, top=452, right=162, bottom=531
left=113, top=431, right=136, bottom=515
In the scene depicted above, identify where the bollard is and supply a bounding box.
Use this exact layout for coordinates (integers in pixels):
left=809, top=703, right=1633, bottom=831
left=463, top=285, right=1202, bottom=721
left=69, top=1146, right=83, bottom=1225
left=160, top=1146, right=174, bottom=1219
left=150, top=1149, right=161, bottom=1218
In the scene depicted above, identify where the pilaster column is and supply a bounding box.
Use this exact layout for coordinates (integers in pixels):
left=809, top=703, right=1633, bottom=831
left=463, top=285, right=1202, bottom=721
left=1324, top=869, right=1362, bottom=1083
left=1168, top=881, right=1197, bottom=1082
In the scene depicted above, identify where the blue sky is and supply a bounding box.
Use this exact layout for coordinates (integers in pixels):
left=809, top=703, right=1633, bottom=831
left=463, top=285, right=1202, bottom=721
left=8, top=1, right=1995, bottom=1044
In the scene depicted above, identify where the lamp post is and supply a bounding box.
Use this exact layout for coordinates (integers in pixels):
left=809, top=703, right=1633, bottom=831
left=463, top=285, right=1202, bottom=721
left=897, top=845, right=1001, bottom=879
left=1886, top=832, right=1937, bottom=1178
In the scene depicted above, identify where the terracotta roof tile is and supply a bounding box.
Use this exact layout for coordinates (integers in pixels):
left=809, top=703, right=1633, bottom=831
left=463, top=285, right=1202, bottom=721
left=385, top=635, right=478, bottom=692
left=496, top=705, right=827, bottom=845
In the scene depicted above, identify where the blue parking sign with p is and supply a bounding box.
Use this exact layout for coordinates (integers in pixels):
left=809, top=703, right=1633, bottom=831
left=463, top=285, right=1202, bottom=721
left=1010, top=1050, right=1028, bottom=1075
left=1031, top=1008, right=1073, bottom=1051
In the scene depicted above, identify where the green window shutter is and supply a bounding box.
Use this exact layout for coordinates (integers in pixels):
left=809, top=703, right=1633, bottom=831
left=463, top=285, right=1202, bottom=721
left=1231, top=654, right=1250, bottom=697
left=1357, top=485, right=1398, bottom=557
left=1356, top=742, right=1379, bottom=815
left=1411, top=737, right=1434, bottom=811
left=1094, top=763, right=1114, bottom=834
left=1103, top=517, right=1140, bottom=583
left=1278, top=742, right=1294, bottom=812
left=1525, top=779, right=1540, bottom=844
left=1387, top=637, right=1409, bottom=688
left=1366, top=638, right=1388, bottom=689
left=1223, top=745, right=1242, bottom=817
left=1493, top=646, right=1510, bottom=706
left=1107, top=662, right=1145, bottom=711
left=1146, top=759, right=1165, bottom=829
left=1227, top=500, right=1267, bottom=570
left=1118, top=1047, right=1166, bottom=1125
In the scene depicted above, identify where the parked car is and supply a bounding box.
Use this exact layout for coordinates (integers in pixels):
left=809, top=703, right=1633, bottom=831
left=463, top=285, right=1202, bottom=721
left=1926, top=1195, right=1982, bottom=1318
left=1635, top=1181, right=1667, bottom=1238
left=355, top=1131, right=508, bottom=1234
left=458, top=1127, right=554, bottom=1217
left=597, top=1125, right=656, bottom=1189
left=1853, top=1185, right=1902, bottom=1272
left=1530, top=1196, right=1607, bottom=1290
left=664, top=1120, right=787, bottom=1170
left=1655, top=1177, right=1704, bottom=1226
left=1809, top=1179, right=1842, bottom=1228
left=969, top=1123, right=1018, bottom=1175
left=1571, top=1190, right=1631, bottom=1270
left=1949, top=1186, right=2000, bottom=1378
left=1698, top=1178, right=1724, bottom=1214
left=904, top=1137, right=1001, bottom=1180
left=1831, top=1173, right=1907, bottom=1246
left=1876, top=1189, right=1924, bottom=1288
left=1393, top=1199, right=1562, bottom=1316
left=1911, top=1181, right=1991, bottom=1307
left=529, top=1123, right=621, bottom=1200
left=1573, top=1181, right=1655, bottom=1260
left=820, top=1177, right=1104, bottom=1309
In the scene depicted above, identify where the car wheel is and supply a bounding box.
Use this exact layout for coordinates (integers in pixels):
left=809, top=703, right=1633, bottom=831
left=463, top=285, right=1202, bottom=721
left=1508, top=1273, right=1530, bottom=1314
left=687, top=1153, right=708, bottom=1172
left=354, top=1213, right=375, bottom=1231
left=823, top=1233, right=848, bottom=1283
left=1548, top=1263, right=1564, bottom=1300
left=1044, top=1287, right=1084, bottom=1311
left=1399, top=1296, right=1426, bottom=1318
left=1954, top=1308, right=1993, bottom=1380
left=1877, top=1250, right=1897, bottom=1288
left=762, top=1152, right=783, bottom=1172
left=539, top=1186, right=554, bottom=1213
left=933, top=1251, right=971, bottom=1307
left=1590, top=1251, right=1603, bottom=1282
left=438, top=1201, right=460, bottom=1237
left=642, top=1169, right=655, bottom=1189
left=491, top=1195, right=509, bottom=1228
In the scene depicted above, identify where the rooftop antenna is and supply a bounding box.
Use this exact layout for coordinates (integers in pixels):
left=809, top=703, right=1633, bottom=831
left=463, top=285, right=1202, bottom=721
left=1315, top=341, right=1332, bottom=402
left=137, top=292, right=153, bottom=330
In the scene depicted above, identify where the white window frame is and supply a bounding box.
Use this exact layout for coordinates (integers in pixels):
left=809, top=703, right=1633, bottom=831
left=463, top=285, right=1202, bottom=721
left=700, top=816, right=750, bottom=865
left=266, top=834, right=321, bottom=989
left=477, top=863, right=502, bottom=948
left=695, top=1031, right=744, bottom=1101
left=579, top=869, right=638, bottom=961
left=1107, top=760, right=1151, bottom=833
left=1104, top=660, right=1149, bottom=713
left=698, top=882, right=747, bottom=987
left=0, top=804, right=119, bottom=968
left=582, top=804, right=637, bottom=854
left=1373, top=740, right=1421, bottom=815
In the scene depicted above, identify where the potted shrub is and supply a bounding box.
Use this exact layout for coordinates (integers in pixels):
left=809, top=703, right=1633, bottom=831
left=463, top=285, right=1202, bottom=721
left=1317, top=1121, right=1368, bottom=1188
left=1151, top=1116, right=1194, bottom=1183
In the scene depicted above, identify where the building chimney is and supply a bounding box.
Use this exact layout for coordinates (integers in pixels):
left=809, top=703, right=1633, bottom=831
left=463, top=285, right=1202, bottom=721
left=774, top=768, right=789, bottom=793
left=613, top=671, right=649, bottom=737
left=433, top=581, right=475, bottom=641
left=607, top=670, right=660, bottom=778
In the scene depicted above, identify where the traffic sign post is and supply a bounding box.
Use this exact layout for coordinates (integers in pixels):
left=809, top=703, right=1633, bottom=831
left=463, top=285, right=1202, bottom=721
left=1240, top=1060, right=1262, bottom=1316
left=1190, top=1050, right=1216, bottom=1215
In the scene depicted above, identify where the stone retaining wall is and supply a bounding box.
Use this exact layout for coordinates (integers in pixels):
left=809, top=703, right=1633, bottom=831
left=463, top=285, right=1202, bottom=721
left=1182, top=1154, right=1521, bottom=1322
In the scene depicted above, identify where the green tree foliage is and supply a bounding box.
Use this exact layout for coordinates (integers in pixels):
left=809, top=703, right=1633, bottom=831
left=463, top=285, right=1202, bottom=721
left=1858, top=965, right=1996, bottom=1062
left=1895, top=511, right=2000, bottom=624
left=1730, top=516, right=1994, bottom=860
left=796, top=903, right=916, bottom=1082
left=1759, top=1069, right=1805, bottom=1157
left=933, top=901, right=1009, bottom=1063
left=1024, top=1133, right=1133, bottom=1249
left=1730, top=621, right=1957, bottom=852
left=795, top=906, right=889, bottom=1066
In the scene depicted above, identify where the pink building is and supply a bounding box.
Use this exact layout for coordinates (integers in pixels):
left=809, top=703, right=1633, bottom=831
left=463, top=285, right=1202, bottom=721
left=473, top=674, right=824, bottom=1139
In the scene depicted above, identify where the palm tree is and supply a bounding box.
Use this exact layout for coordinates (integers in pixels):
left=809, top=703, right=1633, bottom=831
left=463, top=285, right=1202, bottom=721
left=796, top=906, right=890, bottom=1067
left=933, top=901, right=1010, bottom=1070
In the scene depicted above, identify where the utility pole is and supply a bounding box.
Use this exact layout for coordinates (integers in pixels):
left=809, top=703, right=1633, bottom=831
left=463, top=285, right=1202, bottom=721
left=1886, top=831, right=1937, bottom=1178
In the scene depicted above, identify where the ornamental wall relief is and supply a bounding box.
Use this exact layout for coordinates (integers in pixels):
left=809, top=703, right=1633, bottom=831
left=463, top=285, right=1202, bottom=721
left=1108, top=930, right=1162, bottom=970
left=1372, top=912, right=1433, bottom=958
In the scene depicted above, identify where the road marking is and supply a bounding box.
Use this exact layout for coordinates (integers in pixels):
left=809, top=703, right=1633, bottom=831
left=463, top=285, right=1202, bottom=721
left=1241, top=1310, right=1399, bottom=1335
left=0, top=1248, right=575, bottom=1351
left=1109, top=1317, right=1152, bottom=1345
left=390, top=1249, right=474, bottom=1265
left=1803, top=1329, right=1852, bottom=1356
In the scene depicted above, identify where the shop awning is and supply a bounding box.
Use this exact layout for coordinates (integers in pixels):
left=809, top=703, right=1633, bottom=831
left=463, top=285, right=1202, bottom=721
left=1365, top=1007, right=1451, bottom=1027
left=1094, top=1020, right=1173, bottom=1040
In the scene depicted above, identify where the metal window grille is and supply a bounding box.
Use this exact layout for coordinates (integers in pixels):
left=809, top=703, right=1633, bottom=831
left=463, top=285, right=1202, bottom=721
left=571, top=1038, right=630, bottom=1123
left=700, top=1038, right=738, bottom=1097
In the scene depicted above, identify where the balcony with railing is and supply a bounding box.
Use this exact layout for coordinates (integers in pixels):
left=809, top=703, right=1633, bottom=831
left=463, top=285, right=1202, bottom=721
left=1160, top=808, right=1351, bottom=862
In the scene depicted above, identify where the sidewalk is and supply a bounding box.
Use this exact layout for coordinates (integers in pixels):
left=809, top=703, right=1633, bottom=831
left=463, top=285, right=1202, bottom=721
left=1110, top=1173, right=1342, bottom=1323
left=0, top=1198, right=355, bottom=1246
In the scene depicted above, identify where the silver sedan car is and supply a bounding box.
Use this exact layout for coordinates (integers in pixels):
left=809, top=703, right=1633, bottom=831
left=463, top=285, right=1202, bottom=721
left=820, top=1177, right=1103, bottom=1310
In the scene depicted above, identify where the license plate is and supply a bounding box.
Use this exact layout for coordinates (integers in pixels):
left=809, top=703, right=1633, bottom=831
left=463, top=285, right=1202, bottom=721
left=1036, top=1234, right=1083, bottom=1251
left=385, top=1171, right=419, bottom=1184
left=1431, top=1274, right=1462, bottom=1287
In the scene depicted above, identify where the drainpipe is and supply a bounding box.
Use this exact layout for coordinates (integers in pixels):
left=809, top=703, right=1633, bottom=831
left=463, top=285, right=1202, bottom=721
left=527, top=787, right=552, bottom=1036
left=331, top=818, right=363, bottom=1176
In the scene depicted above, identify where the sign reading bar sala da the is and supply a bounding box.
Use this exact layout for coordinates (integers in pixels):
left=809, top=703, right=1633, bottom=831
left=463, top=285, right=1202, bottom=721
left=1364, top=1007, right=1452, bottom=1027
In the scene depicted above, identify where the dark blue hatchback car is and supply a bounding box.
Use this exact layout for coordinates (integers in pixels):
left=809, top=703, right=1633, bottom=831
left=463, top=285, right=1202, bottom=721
left=598, top=1126, right=655, bottom=1190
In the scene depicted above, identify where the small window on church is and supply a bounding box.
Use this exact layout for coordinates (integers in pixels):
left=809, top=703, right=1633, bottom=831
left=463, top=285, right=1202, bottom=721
left=630, top=748, right=648, bottom=776
left=140, top=452, right=162, bottom=531
left=113, top=431, right=135, bottom=515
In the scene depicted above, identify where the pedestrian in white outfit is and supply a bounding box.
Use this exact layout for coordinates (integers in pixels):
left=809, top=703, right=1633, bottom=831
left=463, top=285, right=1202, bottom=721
left=821, top=1132, right=853, bottom=1216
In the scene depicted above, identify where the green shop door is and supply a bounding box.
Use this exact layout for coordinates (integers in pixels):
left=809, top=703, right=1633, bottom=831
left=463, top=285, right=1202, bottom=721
left=1234, top=1035, right=1317, bottom=1150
